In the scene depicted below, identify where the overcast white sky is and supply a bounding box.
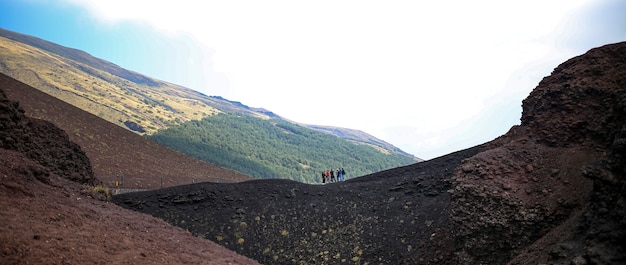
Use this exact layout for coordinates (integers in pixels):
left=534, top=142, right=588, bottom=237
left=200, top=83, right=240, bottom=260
left=3, top=0, right=625, bottom=159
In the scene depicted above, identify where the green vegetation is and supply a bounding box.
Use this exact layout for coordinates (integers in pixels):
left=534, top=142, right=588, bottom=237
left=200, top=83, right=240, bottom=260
left=148, top=113, right=415, bottom=183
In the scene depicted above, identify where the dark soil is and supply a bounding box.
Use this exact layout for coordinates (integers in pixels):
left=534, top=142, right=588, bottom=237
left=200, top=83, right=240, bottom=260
left=115, top=146, right=481, bottom=264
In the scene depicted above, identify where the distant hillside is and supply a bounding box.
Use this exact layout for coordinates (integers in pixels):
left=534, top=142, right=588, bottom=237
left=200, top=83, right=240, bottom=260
left=0, top=28, right=418, bottom=162
left=0, top=27, right=160, bottom=86
left=1, top=73, right=252, bottom=189
left=0, top=28, right=419, bottom=183
left=302, top=124, right=419, bottom=160
left=148, top=113, right=416, bottom=183
left=0, top=29, right=221, bottom=134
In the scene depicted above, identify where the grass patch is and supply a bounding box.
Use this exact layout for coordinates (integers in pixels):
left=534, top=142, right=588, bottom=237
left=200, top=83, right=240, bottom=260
left=84, top=184, right=112, bottom=201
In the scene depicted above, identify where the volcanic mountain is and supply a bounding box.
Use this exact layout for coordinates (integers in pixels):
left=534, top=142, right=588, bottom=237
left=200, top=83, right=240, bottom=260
left=114, top=42, right=626, bottom=264
left=2, top=39, right=625, bottom=264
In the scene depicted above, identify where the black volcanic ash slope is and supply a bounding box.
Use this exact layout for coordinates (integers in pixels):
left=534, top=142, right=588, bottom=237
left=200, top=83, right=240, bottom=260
left=114, top=146, right=481, bottom=264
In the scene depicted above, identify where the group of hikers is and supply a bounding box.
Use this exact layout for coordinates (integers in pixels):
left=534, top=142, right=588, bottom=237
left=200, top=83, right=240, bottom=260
left=321, top=168, right=346, bottom=184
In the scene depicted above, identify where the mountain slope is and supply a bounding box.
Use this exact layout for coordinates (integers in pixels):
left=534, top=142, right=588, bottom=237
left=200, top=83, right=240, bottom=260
left=0, top=30, right=221, bottom=133
left=0, top=28, right=160, bottom=86
left=302, top=123, right=418, bottom=159
left=0, top=27, right=417, bottom=161
left=1, top=73, right=252, bottom=189
left=148, top=113, right=416, bottom=182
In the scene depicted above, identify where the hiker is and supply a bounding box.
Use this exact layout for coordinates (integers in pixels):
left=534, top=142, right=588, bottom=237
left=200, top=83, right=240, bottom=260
left=337, top=168, right=343, bottom=181
left=341, top=167, right=346, bottom=181
left=321, top=171, right=326, bottom=184
left=330, top=169, right=335, bottom=183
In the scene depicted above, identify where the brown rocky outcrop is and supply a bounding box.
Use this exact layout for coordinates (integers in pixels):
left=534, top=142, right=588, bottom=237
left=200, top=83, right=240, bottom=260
left=0, top=89, right=96, bottom=184
left=451, top=42, right=626, bottom=264
left=521, top=42, right=626, bottom=148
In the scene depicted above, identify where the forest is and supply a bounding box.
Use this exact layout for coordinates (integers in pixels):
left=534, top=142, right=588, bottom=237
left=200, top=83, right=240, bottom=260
left=148, top=113, right=416, bottom=183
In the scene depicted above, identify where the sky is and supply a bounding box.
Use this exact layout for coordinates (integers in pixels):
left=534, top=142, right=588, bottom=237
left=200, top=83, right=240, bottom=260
left=1, top=0, right=625, bottom=160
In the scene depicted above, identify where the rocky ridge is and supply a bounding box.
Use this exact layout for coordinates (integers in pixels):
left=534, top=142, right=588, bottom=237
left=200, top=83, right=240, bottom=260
left=451, top=41, right=626, bottom=264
